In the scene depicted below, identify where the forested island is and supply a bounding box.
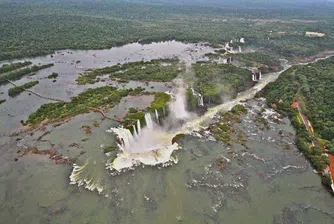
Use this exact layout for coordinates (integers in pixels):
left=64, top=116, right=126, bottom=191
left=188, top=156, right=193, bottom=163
left=8, top=81, right=39, bottom=97
left=77, top=59, right=183, bottom=84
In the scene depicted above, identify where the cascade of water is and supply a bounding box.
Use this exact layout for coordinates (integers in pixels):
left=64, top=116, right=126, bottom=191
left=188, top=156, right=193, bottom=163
left=198, top=94, right=204, bottom=106
left=110, top=128, right=134, bottom=153
left=133, top=125, right=138, bottom=138
left=145, top=113, right=154, bottom=129
left=239, top=46, right=242, bottom=52
left=137, top=119, right=141, bottom=135
left=155, top=109, right=159, bottom=123
left=191, top=87, right=204, bottom=107
left=259, top=71, right=262, bottom=80
left=170, top=89, right=189, bottom=120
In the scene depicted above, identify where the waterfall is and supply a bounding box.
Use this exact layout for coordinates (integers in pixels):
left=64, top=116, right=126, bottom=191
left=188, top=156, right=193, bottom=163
left=137, top=119, right=141, bottom=135
left=191, top=88, right=204, bottom=107
left=133, top=125, right=138, bottom=138
left=259, top=71, right=262, bottom=80
left=108, top=112, right=169, bottom=156
left=110, top=128, right=135, bottom=153
left=239, top=46, right=242, bottom=52
left=252, top=74, right=256, bottom=82
left=170, top=89, right=189, bottom=120
left=198, top=94, right=204, bottom=106
left=145, top=113, right=154, bottom=129
left=155, top=109, right=159, bottom=123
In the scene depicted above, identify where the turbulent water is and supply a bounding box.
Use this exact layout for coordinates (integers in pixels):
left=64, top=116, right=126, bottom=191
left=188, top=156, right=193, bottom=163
left=1, top=41, right=333, bottom=224
left=101, top=68, right=286, bottom=173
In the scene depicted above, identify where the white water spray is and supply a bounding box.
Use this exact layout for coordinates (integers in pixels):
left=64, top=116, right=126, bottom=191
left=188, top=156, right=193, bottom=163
left=137, top=119, right=141, bottom=135
left=133, top=125, right=138, bottom=138
left=169, top=81, right=190, bottom=120
left=145, top=113, right=154, bottom=129
left=192, top=88, right=204, bottom=106
left=155, top=109, right=159, bottom=123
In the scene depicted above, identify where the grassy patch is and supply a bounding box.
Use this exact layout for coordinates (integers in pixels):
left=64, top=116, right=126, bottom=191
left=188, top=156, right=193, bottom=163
left=147, top=92, right=171, bottom=112
left=104, top=146, right=117, bottom=154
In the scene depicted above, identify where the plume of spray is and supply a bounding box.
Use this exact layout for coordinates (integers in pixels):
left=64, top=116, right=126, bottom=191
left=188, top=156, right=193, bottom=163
left=169, top=79, right=190, bottom=120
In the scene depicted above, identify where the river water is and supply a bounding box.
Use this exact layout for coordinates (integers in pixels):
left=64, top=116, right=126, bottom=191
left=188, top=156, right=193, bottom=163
left=0, top=41, right=333, bottom=223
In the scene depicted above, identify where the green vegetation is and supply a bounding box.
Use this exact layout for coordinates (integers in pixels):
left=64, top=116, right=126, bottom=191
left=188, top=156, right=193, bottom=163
left=77, top=59, right=183, bottom=84
left=186, top=88, right=198, bottom=111
left=123, top=92, right=171, bottom=129
left=47, top=72, right=58, bottom=79
left=0, top=63, right=54, bottom=85
left=172, top=134, right=186, bottom=144
left=321, top=173, right=332, bottom=189
left=104, top=146, right=117, bottom=154
left=204, top=49, right=227, bottom=60
left=0, top=99, right=6, bottom=105
left=147, top=92, right=171, bottom=112
left=26, top=86, right=145, bottom=125
left=231, top=104, right=248, bottom=114
left=93, top=120, right=100, bottom=127
left=233, top=52, right=283, bottom=73
left=209, top=104, right=248, bottom=144
left=8, top=81, right=39, bottom=97
left=193, top=63, right=253, bottom=104
left=1, top=1, right=333, bottom=61
left=128, top=107, right=138, bottom=113
left=0, top=61, right=32, bottom=74
left=258, top=56, right=334, bottom=173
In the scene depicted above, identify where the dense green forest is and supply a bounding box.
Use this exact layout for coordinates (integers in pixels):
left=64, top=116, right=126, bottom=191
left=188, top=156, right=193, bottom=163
left=0, top=1, right=334, bottom=60
left=77, top=59, right=183, bottom=84
left=8, top=81, right=39, bottom=97
left=232, top=52, right=283, bottom=73
left=0, top=61, right=32, bottom=74
left=0, top=63, right=54, bottom=85
left=192, top=63, right=253, bottom=104
left=26, top=86, right=146, bottom=125
left=258, top=56, right=334, bottom=178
